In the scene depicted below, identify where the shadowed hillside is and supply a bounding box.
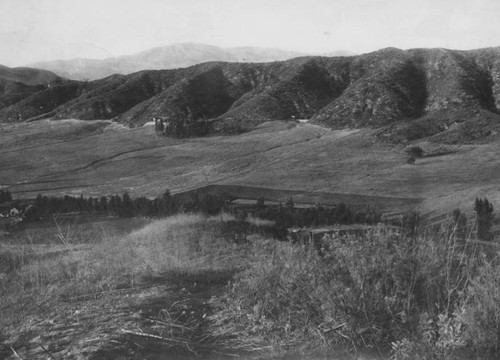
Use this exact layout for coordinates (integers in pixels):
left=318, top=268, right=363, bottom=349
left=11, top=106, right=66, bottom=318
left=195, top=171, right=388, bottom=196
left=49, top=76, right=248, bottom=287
left=0, top=64, right=61, bottom=85
left=3, top=46, right=500, bottom=143
left=0, top=65, right=64, bottom=115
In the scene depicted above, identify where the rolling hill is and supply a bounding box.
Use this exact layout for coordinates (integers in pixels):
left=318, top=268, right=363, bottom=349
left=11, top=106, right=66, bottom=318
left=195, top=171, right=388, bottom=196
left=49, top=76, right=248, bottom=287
left=2, top=46, right=500, bottom=144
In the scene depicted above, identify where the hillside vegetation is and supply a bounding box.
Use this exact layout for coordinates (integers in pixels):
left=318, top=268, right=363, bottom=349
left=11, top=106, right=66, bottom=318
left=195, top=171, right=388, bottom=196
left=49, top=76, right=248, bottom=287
left=2, top=46, right=500, bottom=143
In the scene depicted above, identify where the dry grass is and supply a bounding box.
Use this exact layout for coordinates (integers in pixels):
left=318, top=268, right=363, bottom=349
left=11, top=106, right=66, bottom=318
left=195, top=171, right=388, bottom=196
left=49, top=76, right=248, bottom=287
left=1, top=211, right=500, bottom=359
left=0, top=213, right=249, bottom=334
left=209, top=219, right=500, bottom=359
left=4, top=119, right=499, bottom=219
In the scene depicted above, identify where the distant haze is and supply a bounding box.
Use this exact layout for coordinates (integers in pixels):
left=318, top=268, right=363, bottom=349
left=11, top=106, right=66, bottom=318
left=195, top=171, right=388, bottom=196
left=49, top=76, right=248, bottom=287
left=29, top=43, right=356, bottom=80
left=1, top=0, right=500, bottom=67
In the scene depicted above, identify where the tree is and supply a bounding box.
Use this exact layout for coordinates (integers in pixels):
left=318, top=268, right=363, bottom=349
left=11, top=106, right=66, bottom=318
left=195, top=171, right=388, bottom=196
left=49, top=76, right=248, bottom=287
left=285, top=197, right=295, bottom=213
left=120, top=192, right=134, bottom=217
left=406, top=146, right=424, bottom=158
left=100, top=196, right=108, bottom=212
left=0, top=189, right=12, bottom=203
left=159, top=190, right=176, bottom=216
left=474, top=197, right=494, bottom=241
left=407, top=156, right=416, bottom=165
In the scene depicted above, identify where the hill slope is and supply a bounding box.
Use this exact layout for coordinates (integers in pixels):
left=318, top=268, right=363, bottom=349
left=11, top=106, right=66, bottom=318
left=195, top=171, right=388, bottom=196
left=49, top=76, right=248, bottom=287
left=0, top=64, right=62, bottom=85
left=3, top=46, right=500, bottom=143
left=0, top=65, right=66, bottom=121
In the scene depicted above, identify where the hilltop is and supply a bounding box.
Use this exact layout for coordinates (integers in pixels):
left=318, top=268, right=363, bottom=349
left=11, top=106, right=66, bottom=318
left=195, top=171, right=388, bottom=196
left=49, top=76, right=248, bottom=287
left=29, top=43, right=309, bottom=81
left=2, top=46, right=500, bottom=144
left=28, top=43, right=356, bottom=81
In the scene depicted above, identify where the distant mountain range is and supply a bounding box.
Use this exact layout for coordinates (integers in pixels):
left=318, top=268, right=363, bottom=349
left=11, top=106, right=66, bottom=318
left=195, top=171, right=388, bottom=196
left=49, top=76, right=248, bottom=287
left=28, top=43, right=355, bottom=81
left=3, top=46, right=500, bottom=144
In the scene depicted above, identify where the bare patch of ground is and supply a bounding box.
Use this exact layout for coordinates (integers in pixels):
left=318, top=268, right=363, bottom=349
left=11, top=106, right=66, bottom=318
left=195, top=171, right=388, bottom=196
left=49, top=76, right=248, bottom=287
left=1, top=280, right=234, bottom=360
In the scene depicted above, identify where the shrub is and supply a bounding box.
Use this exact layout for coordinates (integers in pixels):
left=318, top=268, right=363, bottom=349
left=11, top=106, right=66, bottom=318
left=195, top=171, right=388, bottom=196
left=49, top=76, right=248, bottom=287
left=405, top=146, right=424, bottom=158
left=474, top=197, right=494, bottom=241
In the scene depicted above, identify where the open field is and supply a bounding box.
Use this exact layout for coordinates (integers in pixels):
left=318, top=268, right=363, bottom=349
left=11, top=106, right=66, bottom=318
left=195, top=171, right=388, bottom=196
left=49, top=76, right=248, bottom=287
left=1, top=119, right=499, bottom=218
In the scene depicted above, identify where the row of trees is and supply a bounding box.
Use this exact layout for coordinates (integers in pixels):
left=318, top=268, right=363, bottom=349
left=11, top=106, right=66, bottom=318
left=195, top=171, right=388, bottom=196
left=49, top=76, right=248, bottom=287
left=32, top=191, right=180, bottom=219
left=242, top=196, right=382, bottom=228
left=29, top=191, right=381, bottom=228
left=25, top=192, right=498, bottom=241
left=30, top=190, right=227, bottom=220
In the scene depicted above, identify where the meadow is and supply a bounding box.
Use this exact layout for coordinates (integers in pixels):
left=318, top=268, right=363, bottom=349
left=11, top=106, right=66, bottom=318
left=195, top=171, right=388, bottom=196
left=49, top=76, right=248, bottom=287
left=1, top=118, right=499, bottom=218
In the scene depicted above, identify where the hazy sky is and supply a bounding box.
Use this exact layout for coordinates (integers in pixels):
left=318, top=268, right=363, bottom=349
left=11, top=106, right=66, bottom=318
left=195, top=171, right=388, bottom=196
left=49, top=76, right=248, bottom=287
left=1, top=0, right=499, bottom=66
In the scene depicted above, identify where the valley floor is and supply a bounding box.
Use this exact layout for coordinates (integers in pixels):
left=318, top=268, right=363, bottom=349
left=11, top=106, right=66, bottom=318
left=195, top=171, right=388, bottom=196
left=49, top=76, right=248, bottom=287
left=1, top=119, right=499, bottom=218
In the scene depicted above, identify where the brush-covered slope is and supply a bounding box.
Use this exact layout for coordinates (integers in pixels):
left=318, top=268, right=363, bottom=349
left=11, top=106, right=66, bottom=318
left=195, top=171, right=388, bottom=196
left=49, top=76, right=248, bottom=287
left=311, top=48, right=427, bottom=127
left=0, top=79, right=47, bottom=109
left=3, top=46, right=500, bottom=143
left=0, top=65, right=68, bottom=121
left=212, top=57, right=351, bottom=133
left=0, top=81, right=84, bottom=122
left=0, top=64, right=61, bottom=85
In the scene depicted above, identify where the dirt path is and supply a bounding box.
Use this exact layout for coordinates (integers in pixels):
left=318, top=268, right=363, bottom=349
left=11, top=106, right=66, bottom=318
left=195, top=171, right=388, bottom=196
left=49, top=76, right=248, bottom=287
left=0, top=281, right=229, bottom=360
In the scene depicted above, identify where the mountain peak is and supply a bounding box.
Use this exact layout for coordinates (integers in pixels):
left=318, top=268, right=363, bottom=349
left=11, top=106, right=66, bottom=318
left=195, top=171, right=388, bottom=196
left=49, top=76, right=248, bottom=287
left=29, top=43, right=310, bottom=81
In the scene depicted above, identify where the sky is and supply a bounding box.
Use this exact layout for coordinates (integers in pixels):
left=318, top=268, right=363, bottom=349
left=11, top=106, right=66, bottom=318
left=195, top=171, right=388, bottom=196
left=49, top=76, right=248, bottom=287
left=1, top=0, right=500, bottom=66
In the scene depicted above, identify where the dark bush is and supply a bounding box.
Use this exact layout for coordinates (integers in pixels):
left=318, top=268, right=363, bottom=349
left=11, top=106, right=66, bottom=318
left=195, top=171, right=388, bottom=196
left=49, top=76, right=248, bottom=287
left=406, top=146, right=424, bottom=158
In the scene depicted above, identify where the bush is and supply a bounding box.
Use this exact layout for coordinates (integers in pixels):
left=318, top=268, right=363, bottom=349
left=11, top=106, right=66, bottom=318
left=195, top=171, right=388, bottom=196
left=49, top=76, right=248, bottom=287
left=405, top=146, right=424, bottom=158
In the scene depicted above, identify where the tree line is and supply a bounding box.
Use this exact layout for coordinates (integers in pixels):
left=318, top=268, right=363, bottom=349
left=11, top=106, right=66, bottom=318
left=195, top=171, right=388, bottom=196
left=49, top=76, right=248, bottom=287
left=22, top=191, right=498, bottom=242
left=246, top=196, right=382, bottom=228
left=31, top=191, right=180, bottom=219
left=0, top=189, right=13, bottom=204
left=27, top=191, right=381, bottom=227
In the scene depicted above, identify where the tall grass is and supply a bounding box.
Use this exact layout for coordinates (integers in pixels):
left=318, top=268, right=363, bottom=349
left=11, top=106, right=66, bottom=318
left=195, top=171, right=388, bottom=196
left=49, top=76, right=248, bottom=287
left=3, top=213, right=500, bottom=359
left=0, top=213, right=248, bottom=331
left=210, top=220, right=500, bottom=359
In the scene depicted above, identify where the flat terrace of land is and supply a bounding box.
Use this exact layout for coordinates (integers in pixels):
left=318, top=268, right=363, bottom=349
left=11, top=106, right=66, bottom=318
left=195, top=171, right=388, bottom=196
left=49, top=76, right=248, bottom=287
left=1, top=119, right=499, bottom=217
